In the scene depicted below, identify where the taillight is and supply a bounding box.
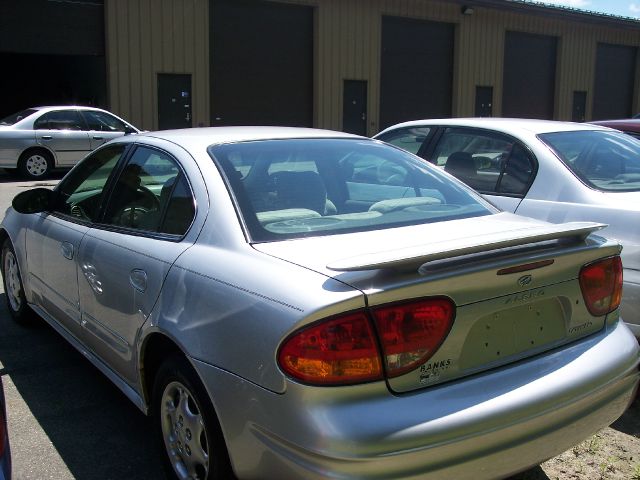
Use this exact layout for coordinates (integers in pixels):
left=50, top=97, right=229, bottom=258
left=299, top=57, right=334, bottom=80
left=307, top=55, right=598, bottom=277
left=371, top=298, right=455, bottom=377
left=278, top=312, right=383, bottom=385
left=278, top=298, right=456, bottom=386
left=579, top=256, right=623, bottom=316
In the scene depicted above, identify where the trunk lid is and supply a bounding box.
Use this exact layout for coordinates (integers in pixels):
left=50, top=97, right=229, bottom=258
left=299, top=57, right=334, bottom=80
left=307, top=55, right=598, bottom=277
left=256, top=213, right=620, bottom=393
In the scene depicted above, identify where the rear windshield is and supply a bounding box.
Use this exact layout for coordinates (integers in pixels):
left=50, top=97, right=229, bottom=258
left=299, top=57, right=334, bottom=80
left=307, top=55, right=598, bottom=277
left=0, top=109, right=38, bottom=126
left=539, top=130, right=640, bottom=192
left=210, top=138, right=493, bottom=242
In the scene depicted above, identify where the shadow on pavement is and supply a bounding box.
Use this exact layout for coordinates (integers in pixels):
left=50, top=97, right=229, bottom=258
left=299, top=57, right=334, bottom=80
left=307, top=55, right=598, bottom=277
left=0, top=170, right=67, bottom=184
left=0, top=294, right=167, bottom=480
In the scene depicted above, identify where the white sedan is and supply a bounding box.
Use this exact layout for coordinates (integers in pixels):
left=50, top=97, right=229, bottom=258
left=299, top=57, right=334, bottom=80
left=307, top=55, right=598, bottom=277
left=0, top=106, right=139, bottom=179
left=375, top=118, right=640, bottom=336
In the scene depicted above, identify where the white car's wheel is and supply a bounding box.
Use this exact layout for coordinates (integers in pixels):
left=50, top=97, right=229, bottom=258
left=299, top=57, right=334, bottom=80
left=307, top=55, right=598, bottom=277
left=19, top=150, right=52, bottom=179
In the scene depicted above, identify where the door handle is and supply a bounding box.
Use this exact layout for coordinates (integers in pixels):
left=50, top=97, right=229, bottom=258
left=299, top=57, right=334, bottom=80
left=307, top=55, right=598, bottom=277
left=60, top=242, right=74, bottom=260
left=129, top=269, right=148, bottom=293
left=92, top=136, right=104, bottom=141
left=41, top=135, right=53, bottom=140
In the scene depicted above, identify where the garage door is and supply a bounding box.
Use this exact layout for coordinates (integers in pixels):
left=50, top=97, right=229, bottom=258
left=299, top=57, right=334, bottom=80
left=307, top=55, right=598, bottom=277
left=211, top=0, right=314, bottom=127
left=593, top=43, right=637, bottom=120
left=503, top=31, right=557, bottom=119
left=380, top=16, right=454, bottom=130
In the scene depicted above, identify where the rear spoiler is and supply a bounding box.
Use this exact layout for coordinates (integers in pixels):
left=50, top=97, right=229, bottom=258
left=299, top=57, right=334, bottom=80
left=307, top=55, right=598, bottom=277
left=326, top=222, right=607, bottom=271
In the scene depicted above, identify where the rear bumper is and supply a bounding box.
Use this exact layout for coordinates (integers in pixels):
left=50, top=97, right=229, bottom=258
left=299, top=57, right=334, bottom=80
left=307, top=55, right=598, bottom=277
left=622, top=267, right=640, bottom=336
left=194, top=320, right=639, bottom=480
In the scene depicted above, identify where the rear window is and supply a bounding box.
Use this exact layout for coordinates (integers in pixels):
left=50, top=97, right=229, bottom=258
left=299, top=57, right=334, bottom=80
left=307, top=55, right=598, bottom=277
left=0, top=109, right=38, bottom=126
left=539, top=130, right=640, bottom=192
left=210, top=138, right=493, bottom=242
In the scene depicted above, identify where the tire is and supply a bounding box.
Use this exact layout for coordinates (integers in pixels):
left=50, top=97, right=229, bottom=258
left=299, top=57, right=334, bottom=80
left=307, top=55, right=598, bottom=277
left=152, top=355, right=234, bottom=480
left=1, top=239, right=32, bottom=324
left=18, top=150, right=52, bottom=180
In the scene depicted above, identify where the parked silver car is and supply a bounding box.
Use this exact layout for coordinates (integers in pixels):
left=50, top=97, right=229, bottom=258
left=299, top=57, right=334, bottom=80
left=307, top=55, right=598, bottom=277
left=1, top=127, right=638, bottom=480
left=0, top=106, right=139, bottom=179
left=375, top=118, right=640, bottom=336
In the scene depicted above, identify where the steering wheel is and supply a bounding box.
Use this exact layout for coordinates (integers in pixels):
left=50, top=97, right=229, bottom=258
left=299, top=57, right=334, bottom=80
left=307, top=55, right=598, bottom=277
left=115, top=185, right=161, bottom=228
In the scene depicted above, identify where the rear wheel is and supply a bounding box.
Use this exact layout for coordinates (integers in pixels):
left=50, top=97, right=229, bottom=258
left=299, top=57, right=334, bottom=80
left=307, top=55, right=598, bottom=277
left=1, top=239, right=32, bottom=323
left=19, top=150, right=52, bottom=180
left=152, top=355, right=234, bottom=480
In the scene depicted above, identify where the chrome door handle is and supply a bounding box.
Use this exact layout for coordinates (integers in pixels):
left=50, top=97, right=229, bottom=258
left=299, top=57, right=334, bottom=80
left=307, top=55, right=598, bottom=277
left=60, top=242, right=74, bottom=260
left=130, top=269, right=148, bottom=293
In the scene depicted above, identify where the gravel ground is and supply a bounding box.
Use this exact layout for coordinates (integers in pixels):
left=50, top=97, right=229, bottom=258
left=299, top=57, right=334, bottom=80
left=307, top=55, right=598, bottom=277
left=512, top=393, right=640, bottom=480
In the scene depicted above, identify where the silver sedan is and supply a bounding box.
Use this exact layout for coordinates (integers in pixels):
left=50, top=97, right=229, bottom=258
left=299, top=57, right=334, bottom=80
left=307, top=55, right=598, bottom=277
left=1, top=127, right=638, bottom=480
left=375, top=118, right=640, bottom=337
left=0, top=106, right=139, bottom=179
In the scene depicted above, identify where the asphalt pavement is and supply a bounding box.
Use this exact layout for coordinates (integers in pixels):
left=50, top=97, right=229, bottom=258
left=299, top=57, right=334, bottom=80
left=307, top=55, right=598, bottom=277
left=0, top=170, right=166, bottom=480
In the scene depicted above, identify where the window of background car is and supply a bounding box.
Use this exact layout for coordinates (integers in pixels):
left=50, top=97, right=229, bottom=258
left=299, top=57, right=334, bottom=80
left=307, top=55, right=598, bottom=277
left=375, top=127, right=432, bottom=154
left=33, top=110, right=84, bottom=131
left=0, top=108, right=38, bottom=126
left=81, top=110, right=129, bottom=132
left=53, top=144, right=127, bottom=220
left=431, top=127, right=534, bottom=196
left=540, top=130, right=640, bottom=192
left=210, top=138, right=493, bottom=242
left=102, top=146, right=195, bottom=234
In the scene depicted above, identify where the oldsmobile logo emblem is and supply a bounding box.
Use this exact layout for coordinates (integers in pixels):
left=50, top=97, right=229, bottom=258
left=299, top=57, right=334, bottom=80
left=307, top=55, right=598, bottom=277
left=518, top=274, right=533, bottom=287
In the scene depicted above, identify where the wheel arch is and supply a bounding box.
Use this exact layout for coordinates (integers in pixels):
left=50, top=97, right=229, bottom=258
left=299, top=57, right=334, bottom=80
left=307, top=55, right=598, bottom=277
left=19, top=146, right=56, bottom=167
left=139, top=331, right=187, bottom=409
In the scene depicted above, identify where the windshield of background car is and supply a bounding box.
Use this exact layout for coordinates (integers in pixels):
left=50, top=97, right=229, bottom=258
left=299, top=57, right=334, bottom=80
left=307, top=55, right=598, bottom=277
left=539, top=130, right=640, bottom=192
left=209, top=138, right=494, bottom=242
left=0, top=109, right=38, bottom=126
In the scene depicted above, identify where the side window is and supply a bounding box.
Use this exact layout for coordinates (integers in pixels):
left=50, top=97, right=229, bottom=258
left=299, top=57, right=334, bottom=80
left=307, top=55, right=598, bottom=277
left=376, top=127, right=431, bottom=155
left=102, top=146, right=194, bottom=234
left=432, top=128, right=533, bottom=196
left=53, top=145, right=127, bottom=220
left=82, top=110, right=128, bottom=132
left=344, top=154, right=409, bottom=186
left=33, top=110, right=85, bottom=131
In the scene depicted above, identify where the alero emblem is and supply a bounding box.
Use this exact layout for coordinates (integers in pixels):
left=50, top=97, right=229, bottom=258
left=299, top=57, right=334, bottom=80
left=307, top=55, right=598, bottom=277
left=518, top=275, right=533, bottom=287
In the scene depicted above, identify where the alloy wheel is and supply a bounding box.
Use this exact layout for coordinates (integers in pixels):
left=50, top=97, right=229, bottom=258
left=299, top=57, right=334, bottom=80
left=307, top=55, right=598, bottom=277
left=161, top=381, right=210, bottom=480
left=3, top=249, right=23, bottom=312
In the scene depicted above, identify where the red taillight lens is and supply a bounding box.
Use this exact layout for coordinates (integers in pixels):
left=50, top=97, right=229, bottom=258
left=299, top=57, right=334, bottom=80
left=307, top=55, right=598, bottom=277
left=371, top=298, right=455, bottom=378
left=579, top=256, right=623, bottom=316
left=278, top=312, right=383, bottom=385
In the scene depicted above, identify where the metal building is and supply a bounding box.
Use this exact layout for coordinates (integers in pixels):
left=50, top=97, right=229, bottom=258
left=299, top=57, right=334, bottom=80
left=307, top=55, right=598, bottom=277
left=1, top=0, right=639, bottom=134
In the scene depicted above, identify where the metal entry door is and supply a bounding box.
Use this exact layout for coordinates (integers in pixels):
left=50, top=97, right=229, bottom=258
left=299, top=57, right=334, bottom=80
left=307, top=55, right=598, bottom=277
left=158, top=74, right=192, bottom=130
left=343, top=80, right=367, bottom=135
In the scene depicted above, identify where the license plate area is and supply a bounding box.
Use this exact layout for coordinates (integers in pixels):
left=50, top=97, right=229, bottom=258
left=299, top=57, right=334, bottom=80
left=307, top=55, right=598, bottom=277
left=459, top=298, right=566, bottom=369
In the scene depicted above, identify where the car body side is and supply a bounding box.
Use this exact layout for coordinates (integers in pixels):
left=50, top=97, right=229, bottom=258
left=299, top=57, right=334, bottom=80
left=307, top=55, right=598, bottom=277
left=0, top=106, right=139, bottom=173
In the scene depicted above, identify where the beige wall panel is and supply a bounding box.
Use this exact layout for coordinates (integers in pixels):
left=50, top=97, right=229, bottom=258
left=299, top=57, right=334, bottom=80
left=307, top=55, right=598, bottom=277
left=107, top=0, right=639, bottom=132
left=106, top=0, right=209, bottom=131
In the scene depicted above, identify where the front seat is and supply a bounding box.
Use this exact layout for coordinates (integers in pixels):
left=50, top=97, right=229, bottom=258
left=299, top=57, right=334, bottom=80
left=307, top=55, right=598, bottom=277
left=271, top=171, right=330, bottom=215
left=444, top=151, right=476, bottom=181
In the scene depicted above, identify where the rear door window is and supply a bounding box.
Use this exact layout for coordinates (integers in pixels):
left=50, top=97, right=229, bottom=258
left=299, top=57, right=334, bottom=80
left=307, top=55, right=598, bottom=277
left=431, top=127, right=535, bottom=196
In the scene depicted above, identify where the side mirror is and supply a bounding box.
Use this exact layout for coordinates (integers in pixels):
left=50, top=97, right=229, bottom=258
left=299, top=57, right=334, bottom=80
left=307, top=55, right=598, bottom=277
left=12, top=188, right=54, bottom=214
left=124, top=125, right=137, bottom=135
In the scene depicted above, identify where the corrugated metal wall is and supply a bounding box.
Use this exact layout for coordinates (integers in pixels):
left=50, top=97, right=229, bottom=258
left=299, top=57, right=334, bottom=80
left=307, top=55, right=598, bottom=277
left=105, top=0, right=209, bottom=130
left=105, top=0, right=640, bottom=133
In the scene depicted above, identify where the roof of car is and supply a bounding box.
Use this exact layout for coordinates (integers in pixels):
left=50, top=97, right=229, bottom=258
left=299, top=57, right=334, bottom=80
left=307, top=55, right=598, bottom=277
left=32, top=105, right=109, bottom=112
left=140, top=126, right=362, bottom=149
left=588, top=119, right=640, bottom=132
left=376, top=117, right=612, bottom=137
